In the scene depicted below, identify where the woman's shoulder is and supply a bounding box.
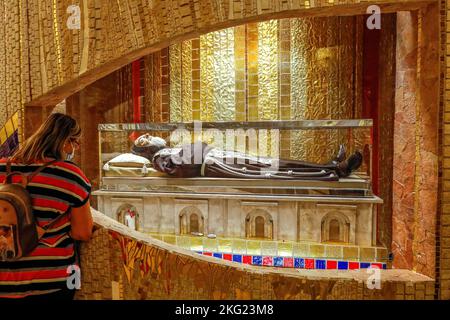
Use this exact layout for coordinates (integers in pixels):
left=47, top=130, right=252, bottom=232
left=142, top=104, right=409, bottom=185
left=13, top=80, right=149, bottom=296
left=50, top=160, right=90, bottom=183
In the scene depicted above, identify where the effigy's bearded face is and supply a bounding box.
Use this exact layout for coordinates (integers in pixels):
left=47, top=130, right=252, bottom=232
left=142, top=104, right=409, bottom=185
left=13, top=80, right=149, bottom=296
left=131, top=134, right=167, bottom=160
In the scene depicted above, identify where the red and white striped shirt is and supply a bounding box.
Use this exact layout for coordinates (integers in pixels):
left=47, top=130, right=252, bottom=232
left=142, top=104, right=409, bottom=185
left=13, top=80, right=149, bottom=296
left=0, top=158, right=91, bottom=298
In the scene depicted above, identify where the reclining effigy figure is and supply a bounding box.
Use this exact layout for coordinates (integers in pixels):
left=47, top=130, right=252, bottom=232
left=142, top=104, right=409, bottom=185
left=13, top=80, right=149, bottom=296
left=132, top=134, right=363, bottom=181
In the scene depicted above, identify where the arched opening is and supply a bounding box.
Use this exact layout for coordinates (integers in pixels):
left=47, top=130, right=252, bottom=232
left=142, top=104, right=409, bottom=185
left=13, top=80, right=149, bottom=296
left=116, top=203, right=139, bottom=230
left=255, top=216, right=265, bottom=238
left=321, top=212, right=350, bottom=244
left=245, top=209, right=273, bottom=240
left=179, top=206, right=204, bottom=235
left=190, top=214, right=199, bottom=233
left=329, top=219, right=340, bottom=242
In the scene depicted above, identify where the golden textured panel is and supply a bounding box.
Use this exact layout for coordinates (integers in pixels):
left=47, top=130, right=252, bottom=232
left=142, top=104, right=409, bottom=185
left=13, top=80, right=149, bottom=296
left=279, top=19, right=291, bottom=159
left=182, top=40, right=193, bottom=122
left=161, top=47, right=170, bottom=123
left=258, top=20, right=278, bottom=121
left=169, top=43, right=182, bottom=122
left=51, top=0, right=63, bottom=84
left=200, top=28, right=236, bottom=121
left=191, top=38, right=201, bottom=120
left=200, top=32, right=215, bottom=121
left=234, top=25, right=247, bottom=121
left=257, top=20, right=279, bottom=158
left=246, top=23, right=259, bottom=121
left=290, top=17, right=360, bottom=162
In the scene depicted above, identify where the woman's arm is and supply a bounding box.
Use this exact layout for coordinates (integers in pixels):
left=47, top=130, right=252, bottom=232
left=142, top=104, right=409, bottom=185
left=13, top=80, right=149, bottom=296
left=70, top=200, right=93, bottom=241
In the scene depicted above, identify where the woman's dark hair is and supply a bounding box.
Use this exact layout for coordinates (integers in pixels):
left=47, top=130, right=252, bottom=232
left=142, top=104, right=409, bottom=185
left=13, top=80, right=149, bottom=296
left=12, top=113, right=81, bottom=163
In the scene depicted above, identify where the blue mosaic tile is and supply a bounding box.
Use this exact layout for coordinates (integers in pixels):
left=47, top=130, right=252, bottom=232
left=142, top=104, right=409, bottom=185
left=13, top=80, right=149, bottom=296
left=195, top=251, right=202, bottom=255
left=232, top=254, right=242, bottom=263
left=294, top=258, right=305, bottom=268
left=338, top=261, right=349, bottom=270
left=213, top=253, right=223, bottom=259
left=383, top=264, right=387, bottom=270
left=252, top=256, right=262, bottom=266
left=273, top=256, right=283, bottom=267
left=360, top=262, right=371, bottom=269
left=315, top=259, right=326, bottom=269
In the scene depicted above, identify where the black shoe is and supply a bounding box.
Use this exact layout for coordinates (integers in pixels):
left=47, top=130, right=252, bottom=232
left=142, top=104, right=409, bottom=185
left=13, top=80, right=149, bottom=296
left=336, top=151, right=363, bottom=177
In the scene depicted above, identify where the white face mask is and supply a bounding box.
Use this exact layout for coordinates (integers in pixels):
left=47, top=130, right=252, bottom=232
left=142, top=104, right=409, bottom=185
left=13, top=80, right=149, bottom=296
left=66, top=142, right=75, bottom=161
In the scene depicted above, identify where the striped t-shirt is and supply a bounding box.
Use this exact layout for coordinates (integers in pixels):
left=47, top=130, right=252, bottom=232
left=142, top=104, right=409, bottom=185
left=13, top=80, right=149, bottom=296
left=0, top=158, right=91, bottom=298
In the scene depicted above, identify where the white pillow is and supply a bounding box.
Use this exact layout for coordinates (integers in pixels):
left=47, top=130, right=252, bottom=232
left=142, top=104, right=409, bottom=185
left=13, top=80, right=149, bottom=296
left=107, top=153, right=150, bottom=168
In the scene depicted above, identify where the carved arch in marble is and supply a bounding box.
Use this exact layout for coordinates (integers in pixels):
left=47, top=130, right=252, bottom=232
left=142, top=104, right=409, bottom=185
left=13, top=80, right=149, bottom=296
left=245, top=209, right=273, bottom=240
left=321, top=212, right=350, bottom=243
left=179, top=206, right=205, bottom=235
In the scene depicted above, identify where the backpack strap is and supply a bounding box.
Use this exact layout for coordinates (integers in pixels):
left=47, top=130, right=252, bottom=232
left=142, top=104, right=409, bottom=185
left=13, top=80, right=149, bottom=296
left=5, top=158, right=58, bottom=187
left=27, top=159, right=59, bottom=184
left=5, top=158, right=65, bottom=239
left=36, top=208, right=72, bottom=239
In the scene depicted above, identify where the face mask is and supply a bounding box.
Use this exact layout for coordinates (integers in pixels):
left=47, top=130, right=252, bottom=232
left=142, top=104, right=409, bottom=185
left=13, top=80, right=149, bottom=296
left=66, top=142, right=75, bottom=161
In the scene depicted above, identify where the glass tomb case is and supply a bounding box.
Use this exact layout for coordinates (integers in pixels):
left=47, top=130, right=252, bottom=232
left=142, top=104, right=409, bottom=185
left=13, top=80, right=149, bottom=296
left=96, top=119, right=378, bottom=200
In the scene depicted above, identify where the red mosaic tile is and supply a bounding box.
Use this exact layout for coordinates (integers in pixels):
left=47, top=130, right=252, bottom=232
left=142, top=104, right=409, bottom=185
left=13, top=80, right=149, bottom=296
left=349, top=262, right=360, bottom=270
left=326, top=260, right=337, bottom=269
left=262, top=256, right=273, bottom=266
left=371, top=263, right=382, bottom=269
left=243, top=255, right=252, bottom=265
left=223, top=254, right=232, bottom=261
left=283, top=257, right=294, bottom=268
left=305, top=258, right=315, bottom=269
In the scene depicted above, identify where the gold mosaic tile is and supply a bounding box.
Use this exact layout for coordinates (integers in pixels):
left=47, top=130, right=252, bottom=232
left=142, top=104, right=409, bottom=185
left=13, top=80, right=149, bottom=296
left=203, top=238, right=218, bottom=252
left=309, top=244, right=325, bottom=258
left=293, top=243, right=309, bottom=257
left=162, top=235, right=176, bottom=245
left=261, top=241, right=278, bottom=256
left=377, top=248, right=389, bottom=261
left=232, top=239, right=247, bottom=254
left=246, top=240, right=262, bottom=255
left=360, top=247, right=376, bottom=262
left=278, top=242, right=293, bottom=257
left=150, top=234, right=162, bottom=241
left=176, top=236, right=191, bottom=250
left=325, top=245, right=343, bottom=259
left=218, top=239, right=233, bottom=253
left=189, top=237, right=203, bottom=251
left=343, top=246, right=360, bottom=260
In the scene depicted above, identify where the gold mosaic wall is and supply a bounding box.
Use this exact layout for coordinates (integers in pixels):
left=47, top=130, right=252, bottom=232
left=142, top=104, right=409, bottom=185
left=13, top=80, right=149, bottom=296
left=145, top=17, right=363, bottom=161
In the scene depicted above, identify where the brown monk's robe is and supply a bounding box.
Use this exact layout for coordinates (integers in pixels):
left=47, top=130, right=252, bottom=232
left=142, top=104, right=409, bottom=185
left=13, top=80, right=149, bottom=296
left=152, top=142, right=357, bottom=181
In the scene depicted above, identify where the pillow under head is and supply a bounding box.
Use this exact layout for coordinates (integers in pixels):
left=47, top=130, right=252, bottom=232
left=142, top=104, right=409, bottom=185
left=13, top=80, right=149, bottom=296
left=107, top=153, right=150, bottom=168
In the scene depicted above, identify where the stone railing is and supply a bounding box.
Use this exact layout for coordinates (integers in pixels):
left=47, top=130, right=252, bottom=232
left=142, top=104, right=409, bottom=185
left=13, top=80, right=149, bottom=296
left=75, top=209, right=434, bottom=300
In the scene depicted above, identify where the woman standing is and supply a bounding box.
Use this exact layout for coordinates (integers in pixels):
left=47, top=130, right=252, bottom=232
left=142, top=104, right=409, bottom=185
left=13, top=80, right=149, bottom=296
left=0, top=113, right=93, bottom=300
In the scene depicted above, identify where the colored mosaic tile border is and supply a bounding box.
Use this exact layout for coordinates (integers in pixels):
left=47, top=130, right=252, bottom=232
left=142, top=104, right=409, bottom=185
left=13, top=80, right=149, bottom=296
left=195, top=251, right=387, bottom=270
left=152, top=234, right=389, bottom=262
left=0, top=111, right=19, bottom=158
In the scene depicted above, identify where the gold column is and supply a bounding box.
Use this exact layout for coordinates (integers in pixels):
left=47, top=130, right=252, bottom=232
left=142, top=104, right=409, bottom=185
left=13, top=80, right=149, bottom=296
left=246, top=23, right=258, bottom=121
left=200, top=28, right=235, bottom=121
left=235, top=25, right=246, bottom=122
left=182, top=41, right=193, bottom=122
left=258, top=20, right=279, bottom=158
left=290, top=16, right=360, bottom=162
left=200, top=32, right=215, bottom=121
left=258, top=20, right=278, bottom=121
left=192, top=38, right=200, bottom=120
left=279, top=19, right=291, bottom=159
left=169, top=43, right=182, bottom=122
